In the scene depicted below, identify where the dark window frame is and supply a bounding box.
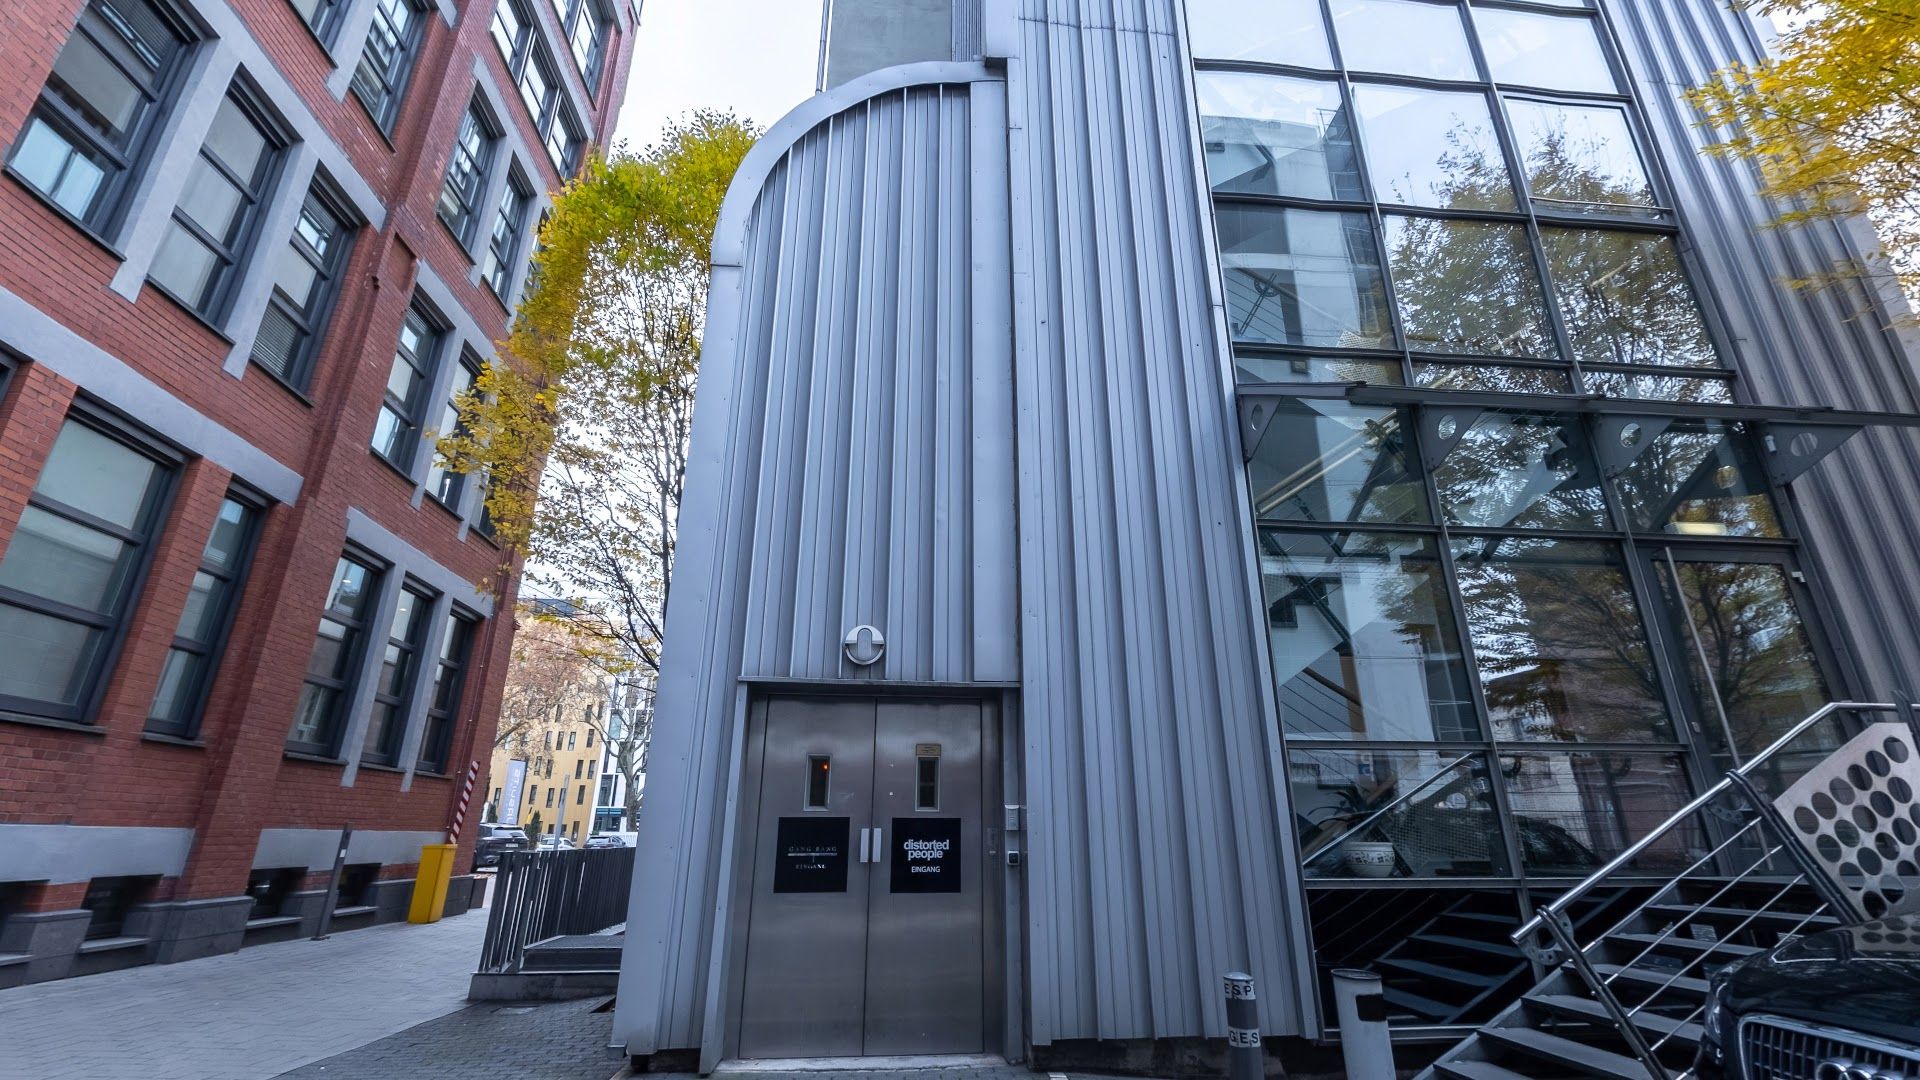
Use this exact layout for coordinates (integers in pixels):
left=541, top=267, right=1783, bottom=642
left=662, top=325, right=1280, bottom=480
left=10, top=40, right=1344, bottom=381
left=285, top=549, right=385, bottom=758
left=482, top=165, right=532, bottom=299
left=426, top=349, right=483, bottom=509
left=143, top=486, right=267, bottom=740
left=0, top=403, right=181, bottom=726
left=370, top=300, right=445, bottom=471
left=551, top=0, right=613, bottom=96
left=287, top=0, right=344, bottom=46
left=147, top=80, right=290, bottom=321
left=416, top=607, right=477, bottom=773
left=252, top=178, right=360, bottom=390
left=5, top=0, right=200, bottom=237
left=349, top=0, right=430, bottom=133
left=436, top=95, right=502, bottom=245
left=360, top=580, right=433, bottom=767
left=490, top=0, right=532, bottom=69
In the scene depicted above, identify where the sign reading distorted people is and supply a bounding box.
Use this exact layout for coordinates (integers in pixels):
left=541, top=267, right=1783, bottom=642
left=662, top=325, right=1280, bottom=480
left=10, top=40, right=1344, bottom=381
left=890, top=817, right=962, bottom=893
left=772, top=816, right=850, bottom=892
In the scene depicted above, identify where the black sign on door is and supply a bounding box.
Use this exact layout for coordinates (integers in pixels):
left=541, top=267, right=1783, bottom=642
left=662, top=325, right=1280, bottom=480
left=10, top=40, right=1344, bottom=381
left=890, top=817, right=962, bottom=893
left=772, top=816, right=850, bottom=893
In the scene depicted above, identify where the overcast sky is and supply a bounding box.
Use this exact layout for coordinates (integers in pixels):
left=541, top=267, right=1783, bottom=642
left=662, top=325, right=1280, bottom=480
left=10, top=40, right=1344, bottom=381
left=612, top=0, right=824, bottom=148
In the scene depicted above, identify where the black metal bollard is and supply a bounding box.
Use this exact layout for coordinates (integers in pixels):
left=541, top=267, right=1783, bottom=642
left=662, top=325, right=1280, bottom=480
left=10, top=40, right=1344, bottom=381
left=1223, top=971, right=1262, bottom=1080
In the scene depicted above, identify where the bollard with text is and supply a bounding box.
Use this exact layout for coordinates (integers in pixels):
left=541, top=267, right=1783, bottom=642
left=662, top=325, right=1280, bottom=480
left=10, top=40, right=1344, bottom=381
left=1223, top=971, right=1262, bottom=1080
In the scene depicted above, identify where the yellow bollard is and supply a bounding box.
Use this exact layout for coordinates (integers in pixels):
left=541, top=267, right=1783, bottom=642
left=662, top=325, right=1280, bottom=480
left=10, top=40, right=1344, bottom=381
left=408, top=843, right=457, bottom=924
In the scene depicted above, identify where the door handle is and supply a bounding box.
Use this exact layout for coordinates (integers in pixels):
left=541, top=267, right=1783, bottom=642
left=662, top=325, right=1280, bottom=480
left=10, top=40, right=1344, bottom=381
left=858, top=826, right=871, bottom=864
left=871, top=825, right=882, bottom=863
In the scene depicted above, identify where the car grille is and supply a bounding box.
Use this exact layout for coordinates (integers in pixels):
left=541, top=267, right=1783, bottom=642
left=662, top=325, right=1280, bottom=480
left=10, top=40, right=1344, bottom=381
left=1742, top=1016, right=1920, bottom=1080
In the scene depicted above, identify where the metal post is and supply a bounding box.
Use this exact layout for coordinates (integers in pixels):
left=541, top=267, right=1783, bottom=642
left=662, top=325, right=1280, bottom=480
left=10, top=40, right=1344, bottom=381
left=1330, top=969, right=1393, bottom=1080
left=312, top=824, right=353, bottom=941
left=1223, top=972, right=1262, bottom=1080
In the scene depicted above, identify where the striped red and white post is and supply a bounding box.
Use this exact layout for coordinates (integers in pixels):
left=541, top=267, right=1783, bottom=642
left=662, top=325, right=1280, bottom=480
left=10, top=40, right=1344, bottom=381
left=449, top=760, right=479, bottom=845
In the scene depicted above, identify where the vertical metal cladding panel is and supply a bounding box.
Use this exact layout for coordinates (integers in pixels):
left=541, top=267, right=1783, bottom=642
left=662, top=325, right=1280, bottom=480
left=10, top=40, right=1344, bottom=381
left=1607, top=0, right=1920, bottom=696
left=1007, top=0, right=1306, bottom=1044
left=613, top=70, right=1019, bottom=1054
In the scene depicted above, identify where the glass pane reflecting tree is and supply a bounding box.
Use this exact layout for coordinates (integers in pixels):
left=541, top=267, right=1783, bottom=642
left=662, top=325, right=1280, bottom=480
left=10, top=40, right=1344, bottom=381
left=1502, top=751, right=1701, bottom=875
left=1292, top=748, right=1508, bottom=879
left=1248, top=399, right=1426, bottom=524
left=1612, top=419, right=1781, bottom=537
left=1504, top=98, right=1656, bottom=212
left=1384, top=216, right=1554, bottom=356
left=1451, top=536, right=1673, bottom=743
left=1542, top=228, right=1721, bottom=368
left=1434, top=412, right=1609, bottom=530
left=1259, top=529, right=1477, bottom=741
left=1353, top=84, right=1516, bottom=211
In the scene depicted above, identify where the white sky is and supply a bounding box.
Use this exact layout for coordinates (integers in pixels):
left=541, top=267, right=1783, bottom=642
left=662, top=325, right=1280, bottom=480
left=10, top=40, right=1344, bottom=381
left=612, top=0, right=824, bottom=148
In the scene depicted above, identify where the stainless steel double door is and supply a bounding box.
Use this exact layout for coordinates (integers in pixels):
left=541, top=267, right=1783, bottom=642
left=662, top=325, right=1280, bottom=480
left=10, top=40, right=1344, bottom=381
left=738, top=698, right=986, bottom=1059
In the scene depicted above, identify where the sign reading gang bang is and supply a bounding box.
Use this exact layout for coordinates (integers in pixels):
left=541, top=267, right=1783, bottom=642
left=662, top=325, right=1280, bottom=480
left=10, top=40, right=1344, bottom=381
left=890, top=817, right=962, bottom=893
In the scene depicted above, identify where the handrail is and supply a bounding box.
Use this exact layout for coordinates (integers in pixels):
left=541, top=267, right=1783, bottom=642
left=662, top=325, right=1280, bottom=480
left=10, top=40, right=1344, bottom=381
left=1301, top=752, right=1477, bottom=867
left=1510, top=700, right=1896, bottom=948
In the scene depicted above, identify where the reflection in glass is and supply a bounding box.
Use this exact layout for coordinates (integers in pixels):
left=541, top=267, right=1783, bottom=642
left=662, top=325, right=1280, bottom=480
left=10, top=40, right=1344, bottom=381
left=1418, top=363, right=1571, bottom=394
left=1292, top=748, right=1507, bottom=878
left=1613, top=420, right=1781, bottom=537
left=1655, top=559, right=1829, bottom=765
left=1218, top=205, right=1393, bottom=348
left=1542, top=228, right=1721, bottom=368
left=1434, top=412, right=1609, bottom=531
left=1451, top=536, right=1673, bottom=743
left=1237, top=353, right=1403, bottom=385
left=1247, top=400, right=1427, bottom=524
left=1259, top=529, right=1477, bottom=741
left=1187, top=0, right=1333, bottom=68
left=1503, top=752, right=1700, bottom=874
left=1584, top=371, right=1735, bottom=404
left=1306, top=889, right=1528, bottom=1026
left=1198, top=71, right=1362, bottom=200
left=1474, top=8, right=1617, bottom=94
left=1384, top=216, right=1554, bottom=357
left=1505, top=99, right=1655, bottom=212
left=1353, top=84, right=1515, bottom=211
left=1328, top=0, right=1476, bottom=81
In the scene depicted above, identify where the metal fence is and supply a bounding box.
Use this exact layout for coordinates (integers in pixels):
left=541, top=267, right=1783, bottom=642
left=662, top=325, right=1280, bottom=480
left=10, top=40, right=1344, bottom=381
left=478, top=846, right=635, bottom=974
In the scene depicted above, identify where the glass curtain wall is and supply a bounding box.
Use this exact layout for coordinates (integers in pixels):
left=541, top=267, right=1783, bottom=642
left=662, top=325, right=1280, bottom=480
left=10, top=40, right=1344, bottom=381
left=1191, top=0, right=1837, bottom=1029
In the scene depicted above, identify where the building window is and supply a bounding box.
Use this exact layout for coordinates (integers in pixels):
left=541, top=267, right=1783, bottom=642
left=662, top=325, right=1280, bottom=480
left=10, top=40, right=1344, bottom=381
left=516, top=47, right=558, bottom=134
left=552, top=0, right=612, bottom=89
left=574, top=759, right=582, bottom=779
left=584, top=727, right=592, bottom=748
left=490, top=0, right=530, bottom=68
left=544, top=103, right=584, bottom=176
left=0, top=413, right=176, bottom=723
left=288, top=553, right=381, bottom=756
left=426, top=352, right=481, bottom=506
left=576, top=784, right=585, bottom=805
left=287, top=0, right=343, bottom=42
left=567, top=730, right=575, bottom=751
left=350, top=0, right=428, bottom=131
left=436, top=99, right=499, bottom=243
left=371, top=303, right=442, bottom=469
left=362, top=583, right=431, bottom=766
left=9, top=0, right=194, bottom=230
left=149, top=88, right=285, bottom=319
left=545, top=787, right=554, bottom=808
left=253, top=184, right=356, bottom=388
left=146, top=491, right=263, bottom=739
left=482, top=171, right=531, bottom=298
left=418, top=610, right=476, bottom=773
left=587, top=760, right=594, bottom=779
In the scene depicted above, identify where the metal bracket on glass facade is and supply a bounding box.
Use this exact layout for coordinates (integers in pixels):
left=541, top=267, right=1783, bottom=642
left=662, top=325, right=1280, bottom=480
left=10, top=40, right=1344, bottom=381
left=1759, top=422, right=1864, bottom=487
left=1592, top=414, right=1675, bottom=478
left=1418, top=406, right=1483, bottom=471
left=1239, top=396, right=1277, bottom=463
left=1237, top=384, right=1356, bottom=463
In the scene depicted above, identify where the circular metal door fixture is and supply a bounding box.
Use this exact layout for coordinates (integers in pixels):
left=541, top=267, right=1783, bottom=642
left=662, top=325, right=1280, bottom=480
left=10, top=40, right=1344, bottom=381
left=843, top=624, right=885, bottom=667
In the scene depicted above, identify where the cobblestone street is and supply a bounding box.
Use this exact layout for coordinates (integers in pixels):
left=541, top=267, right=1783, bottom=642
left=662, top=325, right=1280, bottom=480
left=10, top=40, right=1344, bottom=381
left=274, top=996, right=620, bottom=1080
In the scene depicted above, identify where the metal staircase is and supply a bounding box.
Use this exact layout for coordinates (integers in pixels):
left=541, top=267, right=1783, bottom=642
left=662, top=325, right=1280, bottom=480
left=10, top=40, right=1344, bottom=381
left=1418, top=701, right=1920, bottom=1080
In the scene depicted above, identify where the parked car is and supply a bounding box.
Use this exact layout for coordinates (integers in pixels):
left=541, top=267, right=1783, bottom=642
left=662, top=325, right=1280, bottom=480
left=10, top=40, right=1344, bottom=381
left=535, top=835, right=576, bottom=851
left=585, top=831, right=637, bottom=849
left=1694, top=914, right=1920, bottom=1079
left=471, top=823, right=528, bottom=871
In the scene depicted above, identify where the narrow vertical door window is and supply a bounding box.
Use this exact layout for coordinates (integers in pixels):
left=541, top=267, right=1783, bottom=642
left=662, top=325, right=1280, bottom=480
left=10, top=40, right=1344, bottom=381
left=146, top=494, right=261, bottom=738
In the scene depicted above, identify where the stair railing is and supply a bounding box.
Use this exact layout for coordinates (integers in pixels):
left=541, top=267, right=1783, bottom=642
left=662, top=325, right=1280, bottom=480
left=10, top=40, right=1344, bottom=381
left=1509, top=700, right=1907, bottom=1080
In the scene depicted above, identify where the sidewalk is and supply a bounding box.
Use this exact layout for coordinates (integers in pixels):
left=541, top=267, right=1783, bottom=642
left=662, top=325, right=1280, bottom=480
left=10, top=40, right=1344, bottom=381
left=0, top=911, right=488, bottom=1080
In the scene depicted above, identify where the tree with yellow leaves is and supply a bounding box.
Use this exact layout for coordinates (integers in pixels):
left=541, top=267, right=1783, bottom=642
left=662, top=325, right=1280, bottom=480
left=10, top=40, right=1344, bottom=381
left=438, top=111, right=757, bottom=817
left=1691, top=1, right=1920, bottom=298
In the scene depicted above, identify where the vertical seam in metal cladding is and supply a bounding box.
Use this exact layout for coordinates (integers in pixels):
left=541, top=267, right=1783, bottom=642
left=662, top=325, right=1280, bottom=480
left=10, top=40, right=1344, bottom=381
left=886, top=88, right=930, bottom=681
left=1609, top=0, right=1920, bottom=697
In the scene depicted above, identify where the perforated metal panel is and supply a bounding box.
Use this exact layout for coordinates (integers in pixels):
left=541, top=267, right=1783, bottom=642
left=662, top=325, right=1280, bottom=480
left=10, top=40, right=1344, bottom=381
left=1773, top=722, right=1920, bottom=919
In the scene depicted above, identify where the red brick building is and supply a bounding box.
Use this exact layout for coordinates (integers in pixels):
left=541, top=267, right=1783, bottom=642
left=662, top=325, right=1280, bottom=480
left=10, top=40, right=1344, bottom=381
left=0, top=0, right=635, bottom=984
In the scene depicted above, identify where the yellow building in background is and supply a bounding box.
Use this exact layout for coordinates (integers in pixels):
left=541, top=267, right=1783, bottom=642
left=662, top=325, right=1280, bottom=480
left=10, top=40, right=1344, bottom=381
left=484, top=602, right=613, bottom=846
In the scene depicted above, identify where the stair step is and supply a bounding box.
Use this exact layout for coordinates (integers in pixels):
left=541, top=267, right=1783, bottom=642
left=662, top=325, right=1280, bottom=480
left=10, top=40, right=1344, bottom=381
left=1611, top=932, right=1760, bottom=959
left=1524, top=993, right=1705, bottom=1047
left=1413, top=932, right=1527, bottom=957
left=1378, top=957, right=1508, bottom=987
left=1445, top=911, right=1525, bottom=926
left=1644, top=903, right=1836, bottom=927
left=1480, top=1026, right=1651, bottom=1079
left=1589, top=963, right=1711, bottom=998
left=1434, top=1059, right=1540, bottom=1080
left=1384, top=986, right=1471, bottom=1020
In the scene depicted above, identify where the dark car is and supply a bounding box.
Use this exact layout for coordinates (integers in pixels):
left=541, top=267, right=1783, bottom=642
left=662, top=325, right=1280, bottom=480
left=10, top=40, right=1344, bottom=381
left=1695, top=915, right=1920, bottom=1079
left=472, top=823, right=529, bottom=871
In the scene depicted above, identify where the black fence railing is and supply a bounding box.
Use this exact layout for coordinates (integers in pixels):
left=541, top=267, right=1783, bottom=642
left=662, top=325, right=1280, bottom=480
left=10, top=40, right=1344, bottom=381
left=478, top=847, right=634, bottom=974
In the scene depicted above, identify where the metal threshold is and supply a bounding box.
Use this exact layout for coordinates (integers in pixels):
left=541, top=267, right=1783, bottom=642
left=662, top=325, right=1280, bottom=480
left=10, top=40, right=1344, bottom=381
left=716, top=1055, right=1009, bottom=1073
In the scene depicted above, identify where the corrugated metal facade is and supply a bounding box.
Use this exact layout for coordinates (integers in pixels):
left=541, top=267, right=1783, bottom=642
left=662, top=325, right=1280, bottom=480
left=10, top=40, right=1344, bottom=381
left=1003, top=0, right=1308, bottom=1045
left=1608, top=0, right=1920, bottom=696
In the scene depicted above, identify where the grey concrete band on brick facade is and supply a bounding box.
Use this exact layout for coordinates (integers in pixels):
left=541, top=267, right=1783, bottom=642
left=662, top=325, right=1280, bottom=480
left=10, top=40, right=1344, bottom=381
left=0, top=286, right=304, bottom=503
left=252, top=827, right=449, bottom=870
left=0, top=824, right=196, bottom=884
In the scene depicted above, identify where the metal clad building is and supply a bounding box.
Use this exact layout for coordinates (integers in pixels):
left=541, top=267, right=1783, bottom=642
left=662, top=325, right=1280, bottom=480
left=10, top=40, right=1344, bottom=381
left=616, top=0, right=1920, bottom=1067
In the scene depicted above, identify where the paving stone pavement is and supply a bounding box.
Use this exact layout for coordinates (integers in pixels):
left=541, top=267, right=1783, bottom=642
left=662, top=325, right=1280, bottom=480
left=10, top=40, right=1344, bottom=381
left=274, top=996, right=620, bottom=1079
left=0, top=911, right=488, bottom=1080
